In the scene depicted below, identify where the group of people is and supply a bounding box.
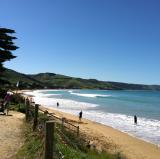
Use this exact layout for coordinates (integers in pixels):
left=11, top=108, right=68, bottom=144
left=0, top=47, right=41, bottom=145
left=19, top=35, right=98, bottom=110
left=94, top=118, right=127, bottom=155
left=55, top=101, right=138, bottom=124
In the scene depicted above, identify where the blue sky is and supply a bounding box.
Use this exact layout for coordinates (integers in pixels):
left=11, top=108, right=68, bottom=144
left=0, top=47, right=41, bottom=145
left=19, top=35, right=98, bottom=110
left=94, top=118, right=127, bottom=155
left=1, top=0, right=160, bottom=84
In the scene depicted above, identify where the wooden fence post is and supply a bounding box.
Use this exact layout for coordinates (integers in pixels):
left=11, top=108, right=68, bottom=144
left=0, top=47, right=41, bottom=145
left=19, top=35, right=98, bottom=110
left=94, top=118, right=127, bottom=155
left=25, top=98, right=30, bottom=122
left=45, top=121, right=55, bottom=159
left=62, top=117, right=64, bottom=131
left=77, top=126, right=79, bottom=136
left=33, top=104, right=39, bottom=131
left=24, top=97, right=26, bottom=105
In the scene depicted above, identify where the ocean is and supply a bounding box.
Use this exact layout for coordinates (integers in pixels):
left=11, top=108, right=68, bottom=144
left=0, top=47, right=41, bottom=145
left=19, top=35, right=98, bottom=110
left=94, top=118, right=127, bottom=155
left=26, top=89, right=160, bottom=145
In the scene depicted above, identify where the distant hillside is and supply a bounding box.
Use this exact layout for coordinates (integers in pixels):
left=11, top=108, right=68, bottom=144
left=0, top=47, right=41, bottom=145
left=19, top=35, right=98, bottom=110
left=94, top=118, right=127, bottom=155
left=0, top=69, right=44, bottom=89
left=1, top=68, right=160, bottom=90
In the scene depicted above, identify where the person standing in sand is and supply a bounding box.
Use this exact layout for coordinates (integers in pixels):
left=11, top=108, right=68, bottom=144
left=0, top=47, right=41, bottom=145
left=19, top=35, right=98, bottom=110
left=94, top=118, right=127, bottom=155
left=79, top=110, right=83, bottom=121
left=57, top=102, right=59, bottom=107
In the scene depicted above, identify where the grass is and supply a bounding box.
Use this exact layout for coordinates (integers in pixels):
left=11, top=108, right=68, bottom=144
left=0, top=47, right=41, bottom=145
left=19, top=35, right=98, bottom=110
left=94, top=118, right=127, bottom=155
left=54, top=123, right=123, bottom=159
left=13, top=118, right=124, bottom=159
left=14, top=122, right=44, bottom=159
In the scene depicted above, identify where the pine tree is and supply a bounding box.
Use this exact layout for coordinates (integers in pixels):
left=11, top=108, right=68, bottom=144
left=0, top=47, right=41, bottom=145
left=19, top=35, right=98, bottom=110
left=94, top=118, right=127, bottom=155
left=0, top=27, right=18, bottom=71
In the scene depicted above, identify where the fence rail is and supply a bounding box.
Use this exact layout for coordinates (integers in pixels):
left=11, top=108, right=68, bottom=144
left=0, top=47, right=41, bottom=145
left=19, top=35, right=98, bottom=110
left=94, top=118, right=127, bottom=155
left=23, top=97, right=86, bottom=159
left=38, top=107, right=79, bottom=135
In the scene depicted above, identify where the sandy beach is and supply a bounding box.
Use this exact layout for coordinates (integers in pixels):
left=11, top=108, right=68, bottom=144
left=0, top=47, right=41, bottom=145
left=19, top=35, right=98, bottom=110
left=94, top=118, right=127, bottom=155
left=38, top=105, right=160, bottom=159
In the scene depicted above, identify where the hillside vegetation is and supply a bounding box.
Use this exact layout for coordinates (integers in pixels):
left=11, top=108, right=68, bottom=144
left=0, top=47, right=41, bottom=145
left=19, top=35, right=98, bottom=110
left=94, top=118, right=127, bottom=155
left=1, top=68, right=160, bottom=90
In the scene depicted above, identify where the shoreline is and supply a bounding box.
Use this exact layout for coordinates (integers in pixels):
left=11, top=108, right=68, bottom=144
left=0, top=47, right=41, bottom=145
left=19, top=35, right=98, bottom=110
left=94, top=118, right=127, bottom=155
left=39, top=105, right=160, bottom=159
left=45, top=105, right=159, bottom=147
left=20, top=90, right=160, bottom=159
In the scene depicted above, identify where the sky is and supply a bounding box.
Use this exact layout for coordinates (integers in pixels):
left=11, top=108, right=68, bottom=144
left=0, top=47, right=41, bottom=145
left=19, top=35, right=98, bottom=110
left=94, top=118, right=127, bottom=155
left=0, top=0, right=160, bottom=84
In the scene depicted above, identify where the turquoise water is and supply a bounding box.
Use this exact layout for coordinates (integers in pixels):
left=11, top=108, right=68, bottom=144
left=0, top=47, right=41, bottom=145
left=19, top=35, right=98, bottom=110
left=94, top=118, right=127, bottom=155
left=32, top=89, right=160, bottom=145
left=43, top=90, right=160, bottom=120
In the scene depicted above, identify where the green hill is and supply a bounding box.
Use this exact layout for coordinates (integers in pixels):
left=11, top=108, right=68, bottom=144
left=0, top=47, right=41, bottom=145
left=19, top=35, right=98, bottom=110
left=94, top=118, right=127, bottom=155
left=0, top=69, right=44, bottom=89
left=1, top=68, right=160, bottom=90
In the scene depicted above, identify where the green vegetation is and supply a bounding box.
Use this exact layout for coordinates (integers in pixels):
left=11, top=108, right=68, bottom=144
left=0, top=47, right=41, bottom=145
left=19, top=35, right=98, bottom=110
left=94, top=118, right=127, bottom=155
left=0, top=27, right=19, bottom=90
left=13, top=122, right=44, bottom=159
left=0, top=27, right=18, bottom=72
left=1, top=68, right=160, bottom=90
left=54, top=125, right=123, bottom=159
left=0, top=88, right=7, bottom=98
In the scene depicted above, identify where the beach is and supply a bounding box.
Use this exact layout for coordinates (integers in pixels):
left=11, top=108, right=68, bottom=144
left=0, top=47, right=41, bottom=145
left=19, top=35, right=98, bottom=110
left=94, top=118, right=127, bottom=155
left=22, top=90, right=160, bottom=159
left=38, top=105, right=160, bottom=159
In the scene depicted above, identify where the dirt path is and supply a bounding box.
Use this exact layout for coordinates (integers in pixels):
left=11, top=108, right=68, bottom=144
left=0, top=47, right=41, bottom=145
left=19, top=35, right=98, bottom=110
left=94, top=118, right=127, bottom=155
left=0, top=111, right=25, bottom=159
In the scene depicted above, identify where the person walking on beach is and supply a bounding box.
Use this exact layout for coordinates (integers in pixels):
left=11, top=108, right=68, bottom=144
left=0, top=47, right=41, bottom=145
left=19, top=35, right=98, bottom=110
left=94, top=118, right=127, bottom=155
left=134, top=115, right=137, bottom=125
left=79, top=110, right=83, bottom=121
left=57, top=102, right=59, bottom=107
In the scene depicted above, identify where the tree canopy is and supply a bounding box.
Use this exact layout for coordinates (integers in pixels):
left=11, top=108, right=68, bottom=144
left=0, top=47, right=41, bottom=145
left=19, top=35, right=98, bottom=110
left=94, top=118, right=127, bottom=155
left=0, top=27, right=18, bottom=71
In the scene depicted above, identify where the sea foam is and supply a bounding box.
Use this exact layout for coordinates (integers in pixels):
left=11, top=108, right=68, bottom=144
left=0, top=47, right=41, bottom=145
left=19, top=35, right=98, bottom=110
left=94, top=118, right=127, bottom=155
left=70, top=92, right=111, bottom=98
left=30, top=91, right=98, bottom=110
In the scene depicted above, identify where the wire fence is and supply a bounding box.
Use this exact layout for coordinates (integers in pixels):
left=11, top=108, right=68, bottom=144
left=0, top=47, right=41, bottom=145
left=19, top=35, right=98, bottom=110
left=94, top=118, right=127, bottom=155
left=23, top=97, right=89, bottom=159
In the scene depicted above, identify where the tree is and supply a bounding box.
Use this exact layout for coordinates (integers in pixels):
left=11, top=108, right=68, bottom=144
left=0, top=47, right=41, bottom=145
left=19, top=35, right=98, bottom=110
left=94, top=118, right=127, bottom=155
left=0, top=27, right=18, bottom=72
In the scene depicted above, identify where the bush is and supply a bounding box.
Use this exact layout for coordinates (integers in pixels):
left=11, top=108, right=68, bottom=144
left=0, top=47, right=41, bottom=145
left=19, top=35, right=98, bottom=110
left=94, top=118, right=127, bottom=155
left=0, top=88, right=7, bottom=99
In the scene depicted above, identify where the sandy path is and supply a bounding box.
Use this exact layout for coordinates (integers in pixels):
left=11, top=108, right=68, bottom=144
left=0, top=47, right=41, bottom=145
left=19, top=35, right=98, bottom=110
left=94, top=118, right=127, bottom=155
left=0, top=111, right=25, bottom=159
